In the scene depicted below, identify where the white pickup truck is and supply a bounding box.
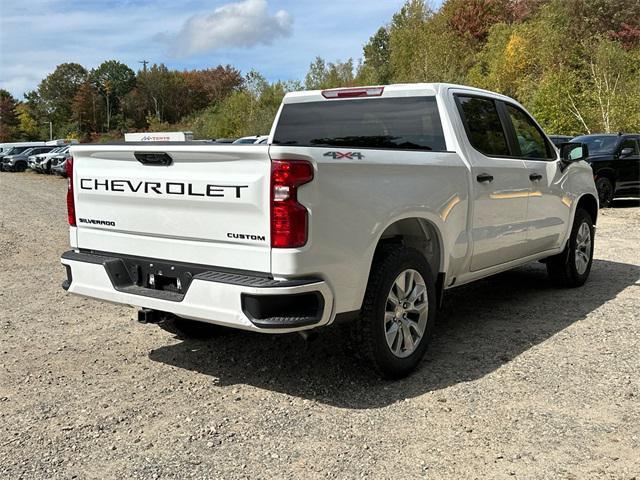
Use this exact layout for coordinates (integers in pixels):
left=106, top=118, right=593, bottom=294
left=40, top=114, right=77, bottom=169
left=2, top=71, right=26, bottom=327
left=61, top=83, right=598, bottom=378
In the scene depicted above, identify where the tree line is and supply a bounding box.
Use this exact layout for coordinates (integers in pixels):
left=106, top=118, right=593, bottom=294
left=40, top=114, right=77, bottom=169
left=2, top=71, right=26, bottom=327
left=1, top=0, right=639, bottom=143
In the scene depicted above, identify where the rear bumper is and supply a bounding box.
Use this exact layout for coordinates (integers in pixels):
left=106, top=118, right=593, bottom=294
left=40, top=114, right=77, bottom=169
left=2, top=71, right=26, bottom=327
left=61, top=250, right=334, bottom=333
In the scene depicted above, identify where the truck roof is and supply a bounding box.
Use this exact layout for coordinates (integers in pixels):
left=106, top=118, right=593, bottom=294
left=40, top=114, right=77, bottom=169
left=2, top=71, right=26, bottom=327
left=283, top=83, right=514, bottom=104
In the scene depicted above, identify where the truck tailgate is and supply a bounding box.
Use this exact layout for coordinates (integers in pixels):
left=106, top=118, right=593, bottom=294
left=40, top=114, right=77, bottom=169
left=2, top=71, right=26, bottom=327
left=70, top=144, right=271, bottom=272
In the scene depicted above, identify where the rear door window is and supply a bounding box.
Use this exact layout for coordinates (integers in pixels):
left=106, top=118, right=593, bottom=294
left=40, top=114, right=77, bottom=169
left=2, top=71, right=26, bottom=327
left=273, top=96, right=446, bottom=151
left=455, top=96, right=510, bottom=156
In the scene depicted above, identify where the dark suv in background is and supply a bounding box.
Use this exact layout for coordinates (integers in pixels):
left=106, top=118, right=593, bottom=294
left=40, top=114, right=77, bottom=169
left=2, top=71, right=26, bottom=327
left=548, top=135, right=573, bottom=147
left=572, top=133, right=640, bottom=207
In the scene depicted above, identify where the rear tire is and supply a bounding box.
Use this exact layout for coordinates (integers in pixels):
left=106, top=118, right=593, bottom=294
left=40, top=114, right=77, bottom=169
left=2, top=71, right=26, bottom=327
left=546, top=208, right=594, bottom=287
left=595, top=177, right=614, bottom=208
left=356, top=245, right=436, bottom=379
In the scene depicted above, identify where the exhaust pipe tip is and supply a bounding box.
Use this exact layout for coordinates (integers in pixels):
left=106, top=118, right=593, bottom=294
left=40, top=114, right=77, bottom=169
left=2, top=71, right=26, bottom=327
left=298, top=330, right=319, bottom=342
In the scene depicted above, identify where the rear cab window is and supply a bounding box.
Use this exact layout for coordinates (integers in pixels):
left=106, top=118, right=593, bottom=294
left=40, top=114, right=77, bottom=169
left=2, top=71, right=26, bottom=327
left=273, top=96, right=446, bottom=151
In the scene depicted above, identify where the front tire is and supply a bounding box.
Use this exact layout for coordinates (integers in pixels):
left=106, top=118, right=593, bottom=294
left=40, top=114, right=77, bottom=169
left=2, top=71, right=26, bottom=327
left=357, top=246, right=436, bottom=379
left=546, top=208, right=594, bottom=287
left=595, top=177, right=614, bottom=208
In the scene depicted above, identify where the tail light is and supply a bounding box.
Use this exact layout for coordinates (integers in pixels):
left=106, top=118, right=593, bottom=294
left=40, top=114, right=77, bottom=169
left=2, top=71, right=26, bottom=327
left=270, top=160, right=313, bottom=248
left=66, top=156, right=76, bottom=226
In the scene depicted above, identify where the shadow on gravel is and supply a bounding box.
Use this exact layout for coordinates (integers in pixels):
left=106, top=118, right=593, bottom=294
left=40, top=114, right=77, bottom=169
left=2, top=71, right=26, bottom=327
left=149, top=259, right=639, bottom=409
left=612, top=199, right=640, bottom=208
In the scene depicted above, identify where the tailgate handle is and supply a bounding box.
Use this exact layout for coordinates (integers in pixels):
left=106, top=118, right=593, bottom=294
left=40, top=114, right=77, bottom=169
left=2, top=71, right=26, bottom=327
left=134, top=152, right=173, bottom=166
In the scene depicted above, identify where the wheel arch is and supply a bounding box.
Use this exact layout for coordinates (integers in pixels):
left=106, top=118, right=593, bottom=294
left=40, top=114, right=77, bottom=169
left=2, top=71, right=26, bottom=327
left=576, top=193, right=598, bottom=225
left=366, top=215, right=447, bottom=309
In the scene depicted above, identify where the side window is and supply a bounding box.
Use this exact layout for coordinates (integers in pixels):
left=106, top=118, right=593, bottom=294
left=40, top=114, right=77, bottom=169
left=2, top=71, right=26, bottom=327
left=456, top=96, right=510, bottom=156
left=620, top=139, right=639, bottom=155
left=505, top=104, right=554, bottom=160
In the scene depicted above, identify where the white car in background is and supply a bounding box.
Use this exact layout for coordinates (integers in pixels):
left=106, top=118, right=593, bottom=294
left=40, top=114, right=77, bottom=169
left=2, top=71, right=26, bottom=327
left=233, top=135, right=269, bottom=144
left=29, top=146, right=70, bottom=173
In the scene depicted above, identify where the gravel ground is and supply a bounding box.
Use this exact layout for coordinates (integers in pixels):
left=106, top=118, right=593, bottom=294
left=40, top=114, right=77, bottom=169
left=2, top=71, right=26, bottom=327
left=1, top=171, right=639, bottom=479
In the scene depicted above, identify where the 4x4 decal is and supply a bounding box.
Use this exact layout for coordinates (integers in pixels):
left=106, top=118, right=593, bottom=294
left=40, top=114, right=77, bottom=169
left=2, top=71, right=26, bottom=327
left=323, top=151, right=365, bottom=160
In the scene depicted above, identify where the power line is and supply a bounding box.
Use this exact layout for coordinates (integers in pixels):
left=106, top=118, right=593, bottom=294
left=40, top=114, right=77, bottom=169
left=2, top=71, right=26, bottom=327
left=138, top=60, right=149, bottom=73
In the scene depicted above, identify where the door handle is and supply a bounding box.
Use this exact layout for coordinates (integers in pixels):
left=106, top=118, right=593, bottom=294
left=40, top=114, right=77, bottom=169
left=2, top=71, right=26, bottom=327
left=476, top=173, right=494, bottom=183
left=529, top=173, right=543, bottom=181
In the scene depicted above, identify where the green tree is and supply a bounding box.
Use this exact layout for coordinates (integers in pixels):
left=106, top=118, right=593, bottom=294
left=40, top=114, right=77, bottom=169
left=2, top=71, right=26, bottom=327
left=388, top=0, right=432, bottom=82
left=37, top=63, right=88, bottom=137
left=419, top=10, right=473, bottom=83
left=305, top=57, right=357, bottom=89
left=0, top=89, right=20, bottom=141
left=305, top=57, right=329, bottom=89
left=193, top=72, right=297, bottom=139
left=571, top=40, right=640, bottom=133
left=359, top=27, right=392, bottom=84
left=15, top=103, right=41, bottom=140
left=92, top=60, right=136, bottom=131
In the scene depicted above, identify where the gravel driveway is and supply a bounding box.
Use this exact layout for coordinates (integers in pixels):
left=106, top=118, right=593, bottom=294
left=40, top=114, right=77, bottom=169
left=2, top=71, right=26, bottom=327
left=1, top=171, right=639, bottom=479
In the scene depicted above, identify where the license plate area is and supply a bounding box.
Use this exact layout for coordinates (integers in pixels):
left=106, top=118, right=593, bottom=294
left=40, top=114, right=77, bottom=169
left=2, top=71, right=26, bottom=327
left=149, top=272, right=181, bottom=293
left=102, top=257, right=200, bottom=295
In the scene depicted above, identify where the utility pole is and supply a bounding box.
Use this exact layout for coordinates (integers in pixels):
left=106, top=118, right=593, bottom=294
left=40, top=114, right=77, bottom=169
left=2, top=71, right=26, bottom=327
left=139, top=60, right=149, bottom=73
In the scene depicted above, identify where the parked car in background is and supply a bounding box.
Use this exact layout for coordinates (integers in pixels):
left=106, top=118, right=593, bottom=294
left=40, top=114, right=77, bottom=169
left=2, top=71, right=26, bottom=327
left=572, top=133, right=640, bottom=207
left=1, top=146, right=56, bottom=172
left=232, top=135, right=268, bottom=144
left=548, top=135, right=573, bottom=147
left=0, top=141, right=46, bottom=156
left=51, top=155, right=70, bottom=177
left=29, top=146, right=70, bottom=173
left=1, top=146, right=37, bottom=169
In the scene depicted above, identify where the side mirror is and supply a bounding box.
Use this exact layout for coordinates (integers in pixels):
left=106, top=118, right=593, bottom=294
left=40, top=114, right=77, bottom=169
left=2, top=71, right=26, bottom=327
left=560, top=142, right=588, bottom=162
left=619, top=147, right=634, bottom=158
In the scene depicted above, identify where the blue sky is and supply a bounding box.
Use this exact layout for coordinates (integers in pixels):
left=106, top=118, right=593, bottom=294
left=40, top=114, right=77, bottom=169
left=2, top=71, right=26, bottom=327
left=0, top=0, right=444, bottom=98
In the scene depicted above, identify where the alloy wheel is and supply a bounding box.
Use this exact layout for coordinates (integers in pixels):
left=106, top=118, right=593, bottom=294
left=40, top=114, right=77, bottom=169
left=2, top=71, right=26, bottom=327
left=384, top=269, right=429, bottom=358
left=574, top=222, right=592, bottom=275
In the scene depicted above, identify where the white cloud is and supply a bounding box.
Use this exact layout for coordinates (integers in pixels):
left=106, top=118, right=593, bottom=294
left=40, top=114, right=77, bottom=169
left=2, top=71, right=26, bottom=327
left=166, top=0, right=292, bottom=57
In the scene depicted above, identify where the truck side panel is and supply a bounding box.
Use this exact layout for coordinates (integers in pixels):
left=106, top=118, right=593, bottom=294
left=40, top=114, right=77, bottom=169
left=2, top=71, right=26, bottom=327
left=269, top=145, right=470, bottom=313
